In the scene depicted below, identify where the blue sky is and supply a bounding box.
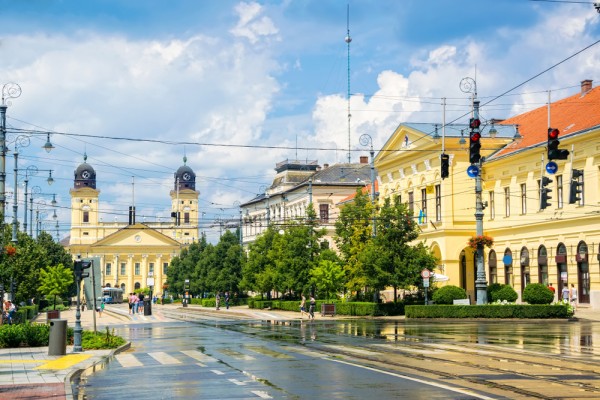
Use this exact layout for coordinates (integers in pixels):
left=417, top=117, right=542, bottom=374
left=1, top=0, right=599, bottom=243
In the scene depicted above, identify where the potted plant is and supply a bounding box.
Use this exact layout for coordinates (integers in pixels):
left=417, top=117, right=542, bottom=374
left=468, top=234, right=494, bottom=249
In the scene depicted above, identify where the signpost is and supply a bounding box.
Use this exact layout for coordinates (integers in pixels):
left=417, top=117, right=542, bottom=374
left=546, top=161, right=558, bottom=175
left=421, top=269, right=431, bottom=305
left=467, top=165, right=479, bottom=178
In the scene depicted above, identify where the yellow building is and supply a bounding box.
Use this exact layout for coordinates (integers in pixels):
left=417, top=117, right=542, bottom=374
left=376, top=80, right=600, bottom=308
left=66, top=155, right=200, bottom=295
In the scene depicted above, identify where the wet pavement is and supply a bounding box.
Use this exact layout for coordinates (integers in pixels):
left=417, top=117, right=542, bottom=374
left=1, top=303, right=599, bottom=399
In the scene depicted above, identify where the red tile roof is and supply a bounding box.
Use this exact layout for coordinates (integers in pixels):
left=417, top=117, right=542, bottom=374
left=494, top=83, right=600, bottom=158
left=338, top=181, right=379, bottom=205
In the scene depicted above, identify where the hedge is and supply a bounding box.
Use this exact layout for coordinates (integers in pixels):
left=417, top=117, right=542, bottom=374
left=405, top=304, right=571, bottom=319
left=248, top=299, right=405, bottom=316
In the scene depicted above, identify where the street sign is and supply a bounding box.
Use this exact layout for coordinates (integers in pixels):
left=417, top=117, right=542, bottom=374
left=546, top=161, right=558, bottom=175
left=423, top=278, right=430, bottom=288
left=421, top=269, right=431, bottom=279
left=467, top=165, right=479, bottom=178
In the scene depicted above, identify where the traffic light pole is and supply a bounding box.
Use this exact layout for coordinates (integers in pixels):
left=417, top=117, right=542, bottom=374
left=73, top=274, right=83, bottom=352
left=473, top=100, right=488, bottom=304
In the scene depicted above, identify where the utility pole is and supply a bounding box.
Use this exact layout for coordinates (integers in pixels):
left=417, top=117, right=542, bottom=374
left=473, top=99, right=487, bottom=304
left=1, top=83, right=22, bottom=218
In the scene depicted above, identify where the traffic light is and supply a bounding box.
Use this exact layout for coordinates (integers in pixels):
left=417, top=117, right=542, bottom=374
left=74, top=260, right=92, bottom=279
left=469, top=117, right=481, bottom=129
left=547, top=128, right=569, bottom=160
left=469, top=130, right=481, bottom=164
left=540, top=176, right=552, bottom=210
left=569, top=169, right=583, bottom=204
left=440, top=153, right=450, bottom=179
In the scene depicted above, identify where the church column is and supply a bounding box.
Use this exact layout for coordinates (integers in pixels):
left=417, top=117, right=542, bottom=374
left=127, top=254, right=134, bottom=293
left=114, top=255, right=119, bottom=288
left=141, top=254, right=148, bottom=290
left=156, top=254, right=163, bottom=297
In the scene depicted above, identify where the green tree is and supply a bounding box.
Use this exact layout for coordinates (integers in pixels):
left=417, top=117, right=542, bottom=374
left=38, top=263, right=74, bottom=310
left=335, top=189, right=375, bottom=294
left=310, top=260, right=345, bottom=300
left=241, top=227, right=278, bottom=298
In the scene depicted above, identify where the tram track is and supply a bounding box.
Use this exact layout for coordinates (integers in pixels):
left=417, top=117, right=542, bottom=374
left=162, top=308, right=600, bottom=399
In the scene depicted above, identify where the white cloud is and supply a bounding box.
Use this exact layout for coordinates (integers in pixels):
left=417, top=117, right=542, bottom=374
left=230, top=2, right=279, bottom=45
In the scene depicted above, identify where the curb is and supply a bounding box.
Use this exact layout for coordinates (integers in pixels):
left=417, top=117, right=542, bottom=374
left=65, top=341, right=132, bottom=400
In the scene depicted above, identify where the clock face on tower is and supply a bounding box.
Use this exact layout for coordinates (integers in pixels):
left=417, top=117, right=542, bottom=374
left=182, top=172, right=191, bottom=181
left=81, top=171, right=90, bottom=179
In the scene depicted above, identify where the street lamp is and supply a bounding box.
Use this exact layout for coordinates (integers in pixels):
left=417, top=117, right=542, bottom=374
left=1, top=83, right=22, bottom=216
left=42, top=133, right=55, bottom=153
left=11, top=135, right=30, bottom=243
left=359, top=133, right=377, bottom=237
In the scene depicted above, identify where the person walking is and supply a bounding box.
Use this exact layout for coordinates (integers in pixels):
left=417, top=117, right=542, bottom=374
left=561, top=285, right=570, bottom=302
left=299, top=295, right=308, bottom=319
left=308, top=295, right=316, bottom=320
left=570, top=284, right=578, bottom=311
left=97, top=300, right=104, bottom=317
left=225, top=291, right=230, bottom=310
left=216, top=292, right=221, bottom=310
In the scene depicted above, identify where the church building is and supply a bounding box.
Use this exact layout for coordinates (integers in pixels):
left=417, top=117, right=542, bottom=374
left=65, top=155, right=200, bottom=296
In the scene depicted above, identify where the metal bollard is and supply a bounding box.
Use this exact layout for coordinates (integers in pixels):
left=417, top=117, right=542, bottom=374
left=48, top=319, right=67, bottom=356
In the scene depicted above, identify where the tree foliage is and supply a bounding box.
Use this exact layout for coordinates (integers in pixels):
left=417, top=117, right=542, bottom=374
left=310, top=260, right=345, bottom=300
left=38, top=263, right=74, bottom=309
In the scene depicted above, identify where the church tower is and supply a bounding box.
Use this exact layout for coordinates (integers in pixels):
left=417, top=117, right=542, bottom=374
left=170, top=156, right=200, bottom=243
left=69, top=153, right=100, bottom=245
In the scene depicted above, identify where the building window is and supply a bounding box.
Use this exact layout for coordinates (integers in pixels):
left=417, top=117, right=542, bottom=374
left=184, top=212, right=190, bottom=224
left=319, top=204, right=329, bottom=223
left=557, top=175, right=563, bottom=209
left=163, top=262, right=169, bottom=274
left=83, top=211, right=89, bottom=223
left=408, top=191, right=414, bottom=215
left=435, top=184, right=441, bottom=222
left=504, top=187, right=510, bottom=217
left=149, top=263, right=154, bottom=274
left=134, top=282, right=141, bottom=290
left=120, top=262, right=126, bottom=276
left=520, top=183, right=527, bottom=214
left=134, top=262, right=140, bottom=275
left=420, top=188, right=427, bottom=224
left=489, top=250, right=497, bottom=284
left=489, top=191, right=495, bottom=220
left=105, top=263, right=111, bottom=276
left=574, top=171, right=584, bottom=205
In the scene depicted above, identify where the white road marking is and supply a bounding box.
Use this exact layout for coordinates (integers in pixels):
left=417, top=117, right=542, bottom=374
left=329, top=358, right=496, bottom=400
left=228, top=378, right=246, bottom=386
left=114, top=354, right=143, bottom=368
left=148, top=352, right=181, bottom=365
left=181, top=350, right=218, bottom=363
left=211, top=369, right=225, bottom=375
left=251, top=390, right=272, bottom=399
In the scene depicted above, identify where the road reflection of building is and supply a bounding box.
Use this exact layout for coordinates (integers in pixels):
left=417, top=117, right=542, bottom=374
left=309, top=321, right=317, bottom=341
left=300, top=321, right=306, bottom=344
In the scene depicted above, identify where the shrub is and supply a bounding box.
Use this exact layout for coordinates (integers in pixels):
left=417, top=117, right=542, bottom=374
left=0, top=324, right=23, bottom=348
left=523, top=283, right=554, bottom=304
left=406, top=303, right=571, bottom=319
left=490, top=284, right=518, bottom=302
left=487, top=283, right=503, bottom=301
left=22, top=323, right=50, bottom=347
left=82, top=327, right=126, bottom=349
left=432, top=285, right=467, bottom=305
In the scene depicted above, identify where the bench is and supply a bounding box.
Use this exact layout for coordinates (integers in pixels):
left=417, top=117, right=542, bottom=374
left=321, top=303, right=336, bottom=317
left=453, top=299, right=471, bottom=305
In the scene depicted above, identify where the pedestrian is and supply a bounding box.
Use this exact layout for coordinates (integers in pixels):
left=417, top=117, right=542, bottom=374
left=308, top=295, right=316, bottom=320
left=97, top=301, right=104, bottom=317
left=81, top=297, right=87, bottom=312
left=547, top=283, right=555, bottom=295
left=225, top=291, right=230, bottom=309
left=570, top=284, right=578, bottom=311
left=216, top=292, right=221, bottom=310
left=299, top=295, right=308, bottom=319
left=138, top=293, right=145, bottom=314
left=561, top=285, right=570, bottom=302
left=128, top=293, right=135, bottom=315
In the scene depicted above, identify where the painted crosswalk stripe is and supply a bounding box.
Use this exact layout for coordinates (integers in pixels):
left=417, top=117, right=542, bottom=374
left=252, top=390, right=272, bottom=399
left=228, top=378, right=246, bottom=386
left=181, top=350, right=217, bottom=363
left=211, top=369, right=225, bottom=375
left=148, top=352, right=181, bottom=365
left=115, top=354, right=143, bottom=368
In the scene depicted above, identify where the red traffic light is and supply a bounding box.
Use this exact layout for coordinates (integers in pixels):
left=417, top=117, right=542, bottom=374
left=548, top=128, right=559, bottom=139
left=470, top=118, right=481, bottom=129
left=470, top=132, right=481, bottom=141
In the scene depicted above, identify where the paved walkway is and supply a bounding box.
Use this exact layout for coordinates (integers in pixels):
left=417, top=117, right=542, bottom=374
left=0, top=303, right=597, bottom=399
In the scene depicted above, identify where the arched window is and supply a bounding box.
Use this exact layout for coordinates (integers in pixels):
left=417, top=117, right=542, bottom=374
left=105, top=283, right=111, bottom=288
left=134, top=282, right=141, bottom=290
left=557, top=243, right=568, bottom=297
left=577, top=241, right=590, bottom=304
left=503, top=248, right=513, bottom=286
left=520, top=247, right=530, bottom=296
left=488, top=250, right=497, bottom=284
left=538, top=245, right=548, bottom=285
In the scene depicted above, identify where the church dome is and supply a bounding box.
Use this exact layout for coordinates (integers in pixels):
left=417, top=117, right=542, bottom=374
left=174, top=156, right=196, bottom=190
left=74, top=153, right=96, bottom=189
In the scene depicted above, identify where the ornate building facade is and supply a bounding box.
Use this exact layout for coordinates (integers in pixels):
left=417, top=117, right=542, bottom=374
left=66, top=155, right=200, bottom=296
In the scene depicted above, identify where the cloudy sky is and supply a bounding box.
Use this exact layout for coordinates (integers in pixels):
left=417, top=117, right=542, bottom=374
left=1, top=0, right=599, bottom=243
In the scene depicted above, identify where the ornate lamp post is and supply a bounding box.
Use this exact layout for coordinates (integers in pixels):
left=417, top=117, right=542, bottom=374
left=1, top=83, right=21, bottom=217
left=359, top=133, right=377, bottom=237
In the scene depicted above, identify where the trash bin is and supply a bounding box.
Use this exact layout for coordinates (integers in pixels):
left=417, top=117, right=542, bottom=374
left=48, top=319, right=67, bottom=356
left=144, top=298, right=152, bottom=316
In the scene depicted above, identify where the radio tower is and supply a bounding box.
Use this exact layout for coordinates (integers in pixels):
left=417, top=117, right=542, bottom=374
left=345, top=4, right=352, bottom=163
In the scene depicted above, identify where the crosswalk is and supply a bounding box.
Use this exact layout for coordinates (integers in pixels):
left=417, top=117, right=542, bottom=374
left=109, top=346, right=305, bottom=399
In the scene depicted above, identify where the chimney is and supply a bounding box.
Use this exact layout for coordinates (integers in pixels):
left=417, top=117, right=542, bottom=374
left=323, top=163, right=329, bottom=169
left=359, top=156, right=368, bottom=164
left=581, top=79, right=593, bottom=95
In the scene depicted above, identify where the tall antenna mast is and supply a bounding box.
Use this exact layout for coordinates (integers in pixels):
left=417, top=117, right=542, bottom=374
left=345, top=3, right=352, bottom=164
